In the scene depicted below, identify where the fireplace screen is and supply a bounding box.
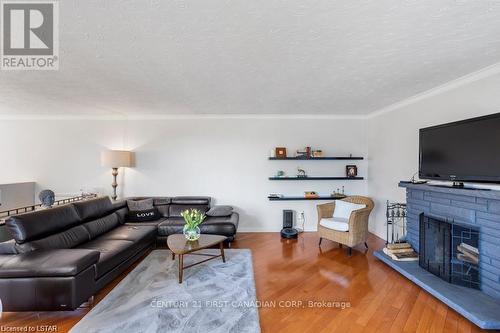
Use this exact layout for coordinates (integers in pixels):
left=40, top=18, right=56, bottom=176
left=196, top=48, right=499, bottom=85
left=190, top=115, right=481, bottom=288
left=419, top=214, right=480, bottom=290
left=451, top=223, right=480, bottom=289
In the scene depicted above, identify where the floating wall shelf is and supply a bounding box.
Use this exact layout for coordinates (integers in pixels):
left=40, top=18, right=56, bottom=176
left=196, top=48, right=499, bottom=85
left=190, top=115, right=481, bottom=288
left=269, top=196, right=347, bottom=201
left=268, top=156, right=363, bottom=160
left=269, top=177, right=364, bottom=181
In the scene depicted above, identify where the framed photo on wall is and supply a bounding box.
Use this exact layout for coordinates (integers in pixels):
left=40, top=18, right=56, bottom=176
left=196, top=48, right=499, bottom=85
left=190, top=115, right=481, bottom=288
left=275, top=147, right=287, bottom=158
left=346, top=165, right=358, bottom=178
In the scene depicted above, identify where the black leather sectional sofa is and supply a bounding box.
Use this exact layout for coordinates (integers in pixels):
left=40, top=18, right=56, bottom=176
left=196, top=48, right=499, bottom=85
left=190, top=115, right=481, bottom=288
left=0, top=196, right=238, bottom=311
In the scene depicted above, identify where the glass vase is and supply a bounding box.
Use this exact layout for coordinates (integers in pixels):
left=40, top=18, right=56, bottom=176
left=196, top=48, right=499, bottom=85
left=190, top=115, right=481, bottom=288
left=183, top=225, right=201, bottom=241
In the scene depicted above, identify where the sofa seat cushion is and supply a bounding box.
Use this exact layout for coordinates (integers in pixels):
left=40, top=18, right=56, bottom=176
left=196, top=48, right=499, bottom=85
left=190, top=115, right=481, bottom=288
left=319, top=217, right=350, bottom=232
left=0, top=249, right=100, bottom=278
left=77, top=239, right=138, bottom=278
left=99, top=225, right=157, bottom=243
left=157, top=218, right=184, bottom=236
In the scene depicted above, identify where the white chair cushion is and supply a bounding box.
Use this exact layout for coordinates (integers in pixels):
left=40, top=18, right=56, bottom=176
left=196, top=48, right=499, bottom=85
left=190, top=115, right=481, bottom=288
left=333, top=200, right=366, bottom=220
left=319, top=217, right=350, bottom=232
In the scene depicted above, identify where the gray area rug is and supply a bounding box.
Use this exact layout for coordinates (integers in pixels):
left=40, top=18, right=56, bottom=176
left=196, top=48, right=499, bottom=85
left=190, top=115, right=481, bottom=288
left=71, top=249, right=260, bottom=333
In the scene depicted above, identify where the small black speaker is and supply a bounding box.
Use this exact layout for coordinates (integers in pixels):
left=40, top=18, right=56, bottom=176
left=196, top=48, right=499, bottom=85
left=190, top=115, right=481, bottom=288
left=281, top=210, right=298, bottom=239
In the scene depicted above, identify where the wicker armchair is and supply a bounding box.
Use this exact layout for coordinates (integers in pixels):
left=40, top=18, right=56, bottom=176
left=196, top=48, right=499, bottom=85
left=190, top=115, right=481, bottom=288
left=317, top=196, right=374, bottom=256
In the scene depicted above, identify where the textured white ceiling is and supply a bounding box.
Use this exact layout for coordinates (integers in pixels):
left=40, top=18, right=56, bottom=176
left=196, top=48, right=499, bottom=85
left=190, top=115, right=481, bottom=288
left=1, top=0, right=500, bottom=116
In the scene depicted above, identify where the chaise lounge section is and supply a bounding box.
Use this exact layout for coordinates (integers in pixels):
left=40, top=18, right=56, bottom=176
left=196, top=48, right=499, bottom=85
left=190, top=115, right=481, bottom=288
left=0, top=195, right=238, bottom=311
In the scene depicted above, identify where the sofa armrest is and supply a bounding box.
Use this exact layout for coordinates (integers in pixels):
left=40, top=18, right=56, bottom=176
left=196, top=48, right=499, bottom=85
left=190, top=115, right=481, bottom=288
left=0, top=249, right=100, bottom=278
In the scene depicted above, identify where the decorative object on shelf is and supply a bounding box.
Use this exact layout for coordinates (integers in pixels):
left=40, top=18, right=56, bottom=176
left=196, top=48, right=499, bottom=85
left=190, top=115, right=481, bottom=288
left=346, top=165, right=358, bottom=178
left=270, top=149, right=276, bottom=158
left=331, top=186, right=345, bottom=197
left=330, top=193, right=347, bottom=199
left=295, top=146, right=312, bottom=158
left=38, top=189, right=55, bottom=209
left=312, top=150, right=323, bottom=157
left=181, top=208, right=205, bottom=241
left=275, top=170, right=286, bottom=177
left=296, top=211, right=305, bottom=233
left=297, top=167, right=307, bottom=178
left=409, top=171, right=427, bottom=184
left=101, top=150, right=135, bottom=200
left=386, top=201, right=407, bottom=244
left=304, top=191, right=319, bottom=198
left=268, top=193, right=284, bottom=199
left=275, top=147, right=287, bottom=158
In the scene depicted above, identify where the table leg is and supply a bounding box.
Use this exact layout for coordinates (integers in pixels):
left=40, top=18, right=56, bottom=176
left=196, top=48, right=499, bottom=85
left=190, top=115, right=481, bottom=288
left=178, top=254, right=183, bottom=283
left=220, top=242, right=226, bottom=263
left=172, top=252, right=175, bottom=260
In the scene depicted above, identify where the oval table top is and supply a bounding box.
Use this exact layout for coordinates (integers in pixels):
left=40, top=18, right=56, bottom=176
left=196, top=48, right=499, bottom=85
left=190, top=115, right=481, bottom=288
left=167, top=234, right=227, bottom=254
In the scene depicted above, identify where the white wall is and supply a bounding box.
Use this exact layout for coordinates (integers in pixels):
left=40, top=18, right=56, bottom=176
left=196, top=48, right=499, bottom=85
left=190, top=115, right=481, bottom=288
left=0, top=117, right=367, bottom=232
left=0, top=119, right=124, bottom=197
left=367, top=69, right=500, bottom=239
left=4, top=68, right=500, bottom=237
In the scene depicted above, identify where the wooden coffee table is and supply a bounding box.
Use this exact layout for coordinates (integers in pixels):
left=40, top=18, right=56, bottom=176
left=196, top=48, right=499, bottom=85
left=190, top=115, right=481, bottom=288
left=167, top=234, right=227, bottom=283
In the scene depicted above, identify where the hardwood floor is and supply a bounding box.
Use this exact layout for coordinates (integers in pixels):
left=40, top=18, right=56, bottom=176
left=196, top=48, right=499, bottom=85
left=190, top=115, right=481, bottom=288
left=1, top=232, right=496, bottom=333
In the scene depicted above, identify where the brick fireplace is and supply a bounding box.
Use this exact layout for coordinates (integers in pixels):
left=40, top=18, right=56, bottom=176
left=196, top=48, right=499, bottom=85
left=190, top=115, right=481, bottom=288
left=374, top=182, right=500, bottom=329
left=403, top=182, right=500, bottom=300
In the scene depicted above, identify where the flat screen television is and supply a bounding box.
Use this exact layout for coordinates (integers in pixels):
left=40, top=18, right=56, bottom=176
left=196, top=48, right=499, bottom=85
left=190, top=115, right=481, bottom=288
left=419, top=113, right=500, bottom=184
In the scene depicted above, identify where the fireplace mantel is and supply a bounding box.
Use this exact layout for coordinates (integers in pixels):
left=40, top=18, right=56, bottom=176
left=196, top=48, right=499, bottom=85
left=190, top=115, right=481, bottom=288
left=399, top=181, right=500, bottom=201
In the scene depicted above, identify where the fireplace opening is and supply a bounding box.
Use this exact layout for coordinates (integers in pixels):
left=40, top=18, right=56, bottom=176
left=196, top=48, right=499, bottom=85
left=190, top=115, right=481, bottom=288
left=419, top=214, right=480, bottom=290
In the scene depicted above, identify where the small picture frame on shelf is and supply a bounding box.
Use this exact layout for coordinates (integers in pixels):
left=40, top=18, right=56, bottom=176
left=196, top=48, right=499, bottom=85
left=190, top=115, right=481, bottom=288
left=275, top=147, right=287, bottom=158
left=312, top=150, right=323, bottom=157
left=346, top=165, right=358, bottom=178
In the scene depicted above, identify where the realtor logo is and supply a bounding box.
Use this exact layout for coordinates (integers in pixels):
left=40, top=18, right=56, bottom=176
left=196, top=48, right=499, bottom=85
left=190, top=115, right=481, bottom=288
left=1, top=0, right=59, bottom=70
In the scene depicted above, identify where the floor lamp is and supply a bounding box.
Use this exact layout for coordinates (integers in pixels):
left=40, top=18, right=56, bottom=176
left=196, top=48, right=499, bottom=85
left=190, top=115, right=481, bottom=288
left=101, top=150, right=135, bottom=200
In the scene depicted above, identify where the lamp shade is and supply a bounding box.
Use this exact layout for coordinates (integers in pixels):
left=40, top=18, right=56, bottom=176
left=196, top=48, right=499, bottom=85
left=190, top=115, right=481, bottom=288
left=101, top=150, right=135, bottom=168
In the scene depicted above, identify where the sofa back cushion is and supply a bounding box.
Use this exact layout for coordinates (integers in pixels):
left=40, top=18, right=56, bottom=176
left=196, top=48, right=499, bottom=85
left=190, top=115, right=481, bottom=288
left=169, top=197, right=211, bottom=217
left=5, top=205, right=81, bottom=244
left=153, top=197, right=171, bottom=217
left=171, top=196, right=211, bottom=205
left=72, top=196, right=113, bottom=221
left=333, top=200, right=366, bottom=219
left=15, top=225, right=91, bottom=253
left=81, top=212, right=120, bottom=239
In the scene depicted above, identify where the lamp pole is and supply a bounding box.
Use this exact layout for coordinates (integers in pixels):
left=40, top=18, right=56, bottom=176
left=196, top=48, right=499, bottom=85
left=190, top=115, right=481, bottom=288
left=111, top=167, right=118, bottom=201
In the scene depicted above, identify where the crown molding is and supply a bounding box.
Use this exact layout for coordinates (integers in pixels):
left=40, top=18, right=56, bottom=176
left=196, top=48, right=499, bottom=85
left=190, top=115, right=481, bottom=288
left=0, top=113, right=366, bottom=120
left=366, top=62, right=500, bottom=119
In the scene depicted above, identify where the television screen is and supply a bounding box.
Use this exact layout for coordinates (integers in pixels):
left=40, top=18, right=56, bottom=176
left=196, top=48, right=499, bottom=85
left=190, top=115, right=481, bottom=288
left=419, top=113, right=500, bottom=183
